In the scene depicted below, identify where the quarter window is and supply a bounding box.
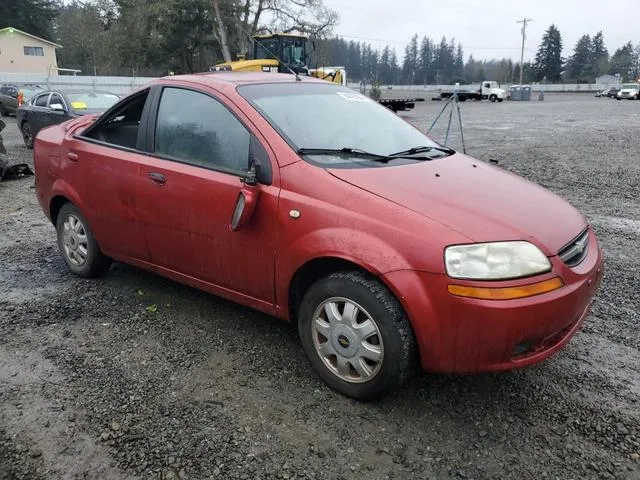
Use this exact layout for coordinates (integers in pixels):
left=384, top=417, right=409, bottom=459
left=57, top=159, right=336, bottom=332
left=23, top=46, right=44, bottom=56
left=154, top=87, right=250, bottom=173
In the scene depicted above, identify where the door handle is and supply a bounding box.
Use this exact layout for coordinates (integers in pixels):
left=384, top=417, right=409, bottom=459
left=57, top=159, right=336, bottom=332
left=67, top=152, right=78, bottom=162
left=148, top=172, right=166, bottom=185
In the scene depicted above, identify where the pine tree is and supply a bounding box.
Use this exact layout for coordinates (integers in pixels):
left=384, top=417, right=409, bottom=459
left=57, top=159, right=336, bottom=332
left=566, top=34, right=593, bottom=82
left=433, top=36, right=454, bottom=83
left=3, top=0, right=59, bottom=40
left=533, top=24, right=564, bottom=81
left=591, top=31, right=609, bottom=76
left=401, top=34, right=418, bottom=84
left=389, top=49, right=400, bottom=84
left=610, top=42, right=635, bottom=80
left=453, top=43, right=464, bottom=81
left=379, top=45, right=391, bottom=84
left=417, top=36, right=433, bottom=85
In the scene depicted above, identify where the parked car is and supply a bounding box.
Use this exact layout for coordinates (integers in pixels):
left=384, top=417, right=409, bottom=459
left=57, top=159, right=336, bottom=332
left=596, top=86, right=622, bottom=98
left=17, top=89, right=119, bottom=148
left=33, top=72, right=604, bottom=400
left=0, top=83, right=44, bottom=116
left=616, top=83, right=640, bottom=100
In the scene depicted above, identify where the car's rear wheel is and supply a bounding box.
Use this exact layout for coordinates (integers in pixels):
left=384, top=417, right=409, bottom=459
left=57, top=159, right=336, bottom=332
left=298, top=271, right=417, bottom=401
left=56, top=203, right=112, bottom=278
left=21, top=122, right=34, bottom=149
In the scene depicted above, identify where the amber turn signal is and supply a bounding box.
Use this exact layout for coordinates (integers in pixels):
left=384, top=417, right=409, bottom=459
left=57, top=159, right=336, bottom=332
left=448, top=277, right=564, bottom=300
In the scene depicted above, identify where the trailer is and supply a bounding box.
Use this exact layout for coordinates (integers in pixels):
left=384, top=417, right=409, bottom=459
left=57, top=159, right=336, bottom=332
left=378, top=97, right=425, bottom=112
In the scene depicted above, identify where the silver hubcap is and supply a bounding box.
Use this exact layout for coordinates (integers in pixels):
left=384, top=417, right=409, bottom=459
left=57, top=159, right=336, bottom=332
left=62, top=214, right=89, bottom=266
left=311, top=297, right=384, bottom=383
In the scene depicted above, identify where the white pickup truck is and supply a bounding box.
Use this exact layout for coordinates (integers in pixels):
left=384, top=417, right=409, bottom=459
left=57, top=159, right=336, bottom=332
left=616, top=83, right=640, bottom=100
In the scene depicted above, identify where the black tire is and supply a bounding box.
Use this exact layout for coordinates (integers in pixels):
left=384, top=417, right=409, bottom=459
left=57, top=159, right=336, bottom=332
left=298, top=271, right=417, bottom=401
left=497, top=98, right=504, bottom=102
left=489, top=94, right=497, bottom=103
left=56, top=203, right=112, bottom=278
left=21, top=121, right=34, bottom=149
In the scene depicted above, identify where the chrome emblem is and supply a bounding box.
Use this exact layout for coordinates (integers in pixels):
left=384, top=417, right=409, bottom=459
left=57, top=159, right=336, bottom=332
left=574, top=235, right=588, bottom=254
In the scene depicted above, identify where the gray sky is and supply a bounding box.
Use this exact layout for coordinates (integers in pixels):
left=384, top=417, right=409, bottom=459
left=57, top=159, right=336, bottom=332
left=324, top=0, right=636, bottom=62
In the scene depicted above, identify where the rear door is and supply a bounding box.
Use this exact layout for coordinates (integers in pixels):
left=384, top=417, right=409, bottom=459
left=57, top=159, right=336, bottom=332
left=28, top=93, right=51, bottom=132
left=41, top=92, right=71, bottom=130
left=136, top=84, right=280, bottom=306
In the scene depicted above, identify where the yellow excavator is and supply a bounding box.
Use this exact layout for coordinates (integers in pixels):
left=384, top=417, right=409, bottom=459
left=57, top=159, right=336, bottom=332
left=211, top=33, right=421, bottom=112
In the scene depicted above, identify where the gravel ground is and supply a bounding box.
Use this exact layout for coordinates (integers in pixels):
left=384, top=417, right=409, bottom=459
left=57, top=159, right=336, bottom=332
left=0, top=93, right=639, bottom=480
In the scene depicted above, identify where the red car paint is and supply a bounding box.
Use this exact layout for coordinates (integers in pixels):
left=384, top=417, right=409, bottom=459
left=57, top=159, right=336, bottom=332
left=34, top=72, right=604, bottom=374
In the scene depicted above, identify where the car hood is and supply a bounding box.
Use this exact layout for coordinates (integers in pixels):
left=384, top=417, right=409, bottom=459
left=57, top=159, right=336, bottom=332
left=327, top=153, right=587, bottom=255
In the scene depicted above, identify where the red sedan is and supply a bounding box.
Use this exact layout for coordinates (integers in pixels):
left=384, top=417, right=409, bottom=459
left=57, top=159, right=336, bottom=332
left=33, top=72, right=604, bottom=400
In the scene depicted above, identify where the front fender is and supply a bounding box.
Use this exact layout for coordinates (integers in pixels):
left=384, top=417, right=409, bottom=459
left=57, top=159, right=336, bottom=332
left=275, top=227, right=414, bottom=317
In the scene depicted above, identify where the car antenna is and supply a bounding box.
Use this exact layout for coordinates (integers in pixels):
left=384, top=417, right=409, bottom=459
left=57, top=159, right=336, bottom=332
left=247, top=34, right=302, bottom=81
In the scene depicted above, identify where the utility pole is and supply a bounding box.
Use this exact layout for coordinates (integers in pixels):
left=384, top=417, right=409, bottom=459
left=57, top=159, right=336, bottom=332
left=517, top=18, right=532, bottom=85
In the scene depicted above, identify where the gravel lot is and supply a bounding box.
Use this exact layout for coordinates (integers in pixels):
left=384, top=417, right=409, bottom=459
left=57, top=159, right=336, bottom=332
left=1, top=93, right=639, bottom=480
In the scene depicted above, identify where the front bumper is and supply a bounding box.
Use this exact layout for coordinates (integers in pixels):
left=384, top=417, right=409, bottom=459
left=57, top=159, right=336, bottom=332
left=383, top=228, right=604, bottom=373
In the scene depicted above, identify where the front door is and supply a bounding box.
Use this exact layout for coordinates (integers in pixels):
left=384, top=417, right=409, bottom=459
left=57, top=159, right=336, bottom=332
left=136, top=85, right=279, bottom=304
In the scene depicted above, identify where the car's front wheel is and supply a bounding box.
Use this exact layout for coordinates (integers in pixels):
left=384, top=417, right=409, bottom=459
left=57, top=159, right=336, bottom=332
left=56, top=203, right=112, bottom=278
left=21, top=121, right=34, bottom=149
left=298, top=271, right=417, bottom=401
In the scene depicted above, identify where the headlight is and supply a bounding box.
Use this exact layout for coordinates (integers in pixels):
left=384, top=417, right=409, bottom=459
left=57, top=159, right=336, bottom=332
left=445, top=241, right=551, bottom=280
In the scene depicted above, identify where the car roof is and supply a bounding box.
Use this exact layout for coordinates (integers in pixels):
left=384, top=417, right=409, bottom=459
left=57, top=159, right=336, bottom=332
left=159, top=71, right=330, bottom=88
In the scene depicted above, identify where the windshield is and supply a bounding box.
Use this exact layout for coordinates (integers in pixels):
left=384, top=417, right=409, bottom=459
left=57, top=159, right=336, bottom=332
left=282, top=38, right=306, bottom=66
left=237, top=83, right=443, bottom=166
left=622, top=84, right=638, bottom=89
left=255, top=38, right=280, bottom=60
left=67, top=92, right=119, bottom=111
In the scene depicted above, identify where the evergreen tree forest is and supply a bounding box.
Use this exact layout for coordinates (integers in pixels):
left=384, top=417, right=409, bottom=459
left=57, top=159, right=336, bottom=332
left=2, top=0, right=639, bottom=83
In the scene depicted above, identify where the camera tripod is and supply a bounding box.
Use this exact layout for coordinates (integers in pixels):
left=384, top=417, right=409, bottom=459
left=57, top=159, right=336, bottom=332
left=426, top=86, right=467, bottom=154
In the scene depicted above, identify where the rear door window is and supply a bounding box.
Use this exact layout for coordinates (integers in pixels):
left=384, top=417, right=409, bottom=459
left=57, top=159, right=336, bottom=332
left=82, top=89, right=150, bottom=150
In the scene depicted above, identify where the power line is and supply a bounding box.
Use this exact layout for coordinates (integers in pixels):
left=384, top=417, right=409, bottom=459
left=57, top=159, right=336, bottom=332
left=517, top=18, right=532, bottom=84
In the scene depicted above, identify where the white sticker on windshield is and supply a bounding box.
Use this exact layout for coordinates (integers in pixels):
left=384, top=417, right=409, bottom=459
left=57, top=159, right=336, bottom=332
left=337, top=92, right=369, bottom=102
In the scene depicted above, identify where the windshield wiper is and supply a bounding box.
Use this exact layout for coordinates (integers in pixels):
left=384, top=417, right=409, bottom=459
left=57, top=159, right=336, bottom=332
left=297, top=147, right=437, bottom=163
left=297, top=147, right=393, bottom=162
left=387, top=145, right=454, bottom=157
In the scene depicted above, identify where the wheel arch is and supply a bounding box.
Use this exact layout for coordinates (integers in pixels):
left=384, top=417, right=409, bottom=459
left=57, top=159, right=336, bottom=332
left=287, top=256, right=406, bottom=326
left=49, top=194, right=71, bottom=225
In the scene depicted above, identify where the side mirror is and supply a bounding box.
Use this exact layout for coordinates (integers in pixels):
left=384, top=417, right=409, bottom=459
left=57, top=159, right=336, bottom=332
left=230, top=167, right=260, bottom=231
left=50, top=103, right=65, bottom=112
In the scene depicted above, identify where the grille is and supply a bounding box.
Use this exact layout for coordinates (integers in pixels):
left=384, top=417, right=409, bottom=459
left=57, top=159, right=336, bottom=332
left=558, top=228, right=589, bottom=267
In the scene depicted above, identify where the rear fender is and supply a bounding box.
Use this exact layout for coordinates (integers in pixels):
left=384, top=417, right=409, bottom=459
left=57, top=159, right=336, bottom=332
left=49, top=179, right=87, bottom=222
